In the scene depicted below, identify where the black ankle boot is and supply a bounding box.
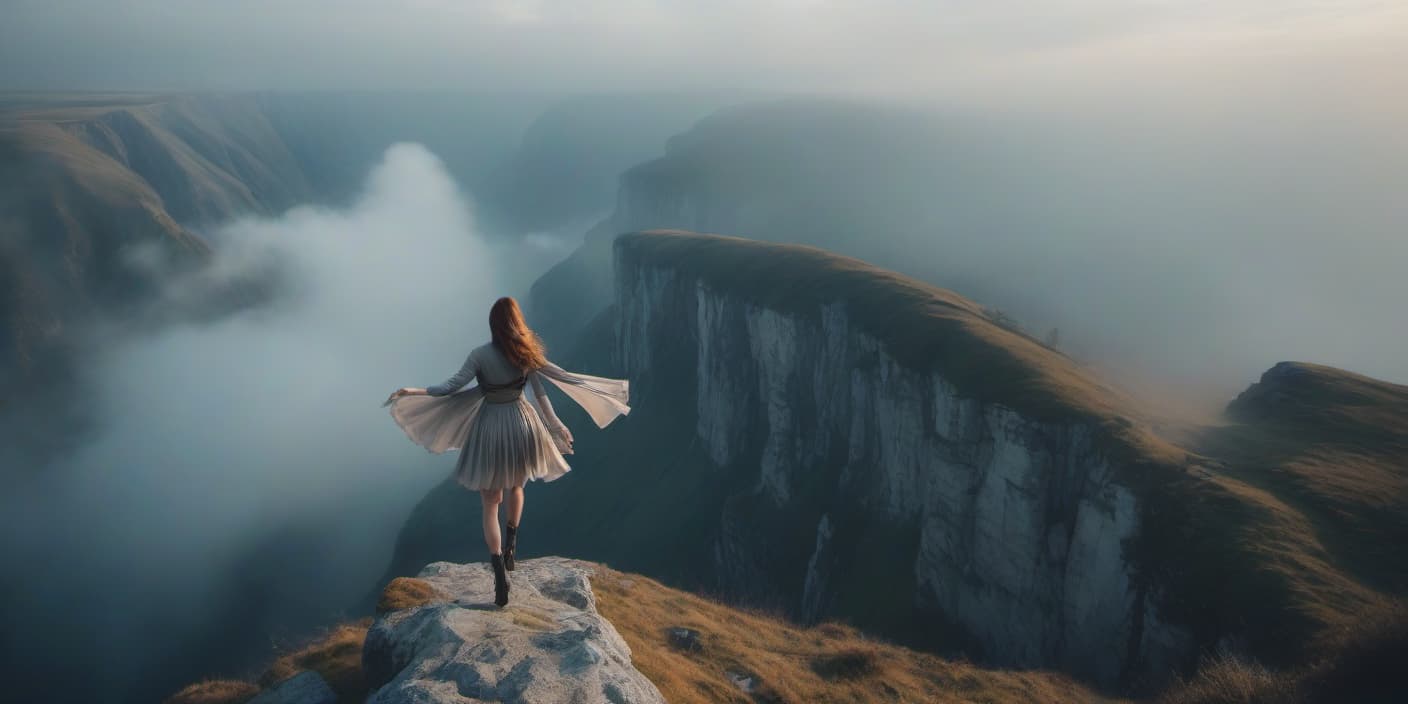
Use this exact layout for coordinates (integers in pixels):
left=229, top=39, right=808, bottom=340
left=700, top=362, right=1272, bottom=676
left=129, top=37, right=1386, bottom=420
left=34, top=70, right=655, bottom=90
left=491, top=553, right=510, bottom=607
left=504, top=523, right=518, bottom=572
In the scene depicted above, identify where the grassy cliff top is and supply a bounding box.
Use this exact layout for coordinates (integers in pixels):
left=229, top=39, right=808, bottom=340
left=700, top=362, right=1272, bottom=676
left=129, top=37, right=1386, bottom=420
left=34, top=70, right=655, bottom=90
left=615, top=229, right=1177, bottom=458
left=1228, top=361, right=1408, bottom=439
left=167, top=561, right=1111, bottom=704
left=167, top=557, right=1405, bottom=703
left=1182, top=361, right=1408, bottom=647
left=613, top=231, right=1408, bottom=669
left=588, top=564, right=1107, bottom=703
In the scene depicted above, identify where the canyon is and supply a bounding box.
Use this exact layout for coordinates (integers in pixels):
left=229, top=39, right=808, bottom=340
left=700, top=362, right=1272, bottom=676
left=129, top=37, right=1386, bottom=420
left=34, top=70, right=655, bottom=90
left=385, top=228, right=1408, bottom=693
left=3, top=92, right=1404, bottom=702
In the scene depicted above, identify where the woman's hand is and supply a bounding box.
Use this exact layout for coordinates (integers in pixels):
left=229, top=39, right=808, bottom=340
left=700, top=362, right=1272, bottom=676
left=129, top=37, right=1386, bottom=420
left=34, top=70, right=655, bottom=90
left=383, top=387, right=427, bottom=406
left=546, top=422, right=574, bottom=450
left=553, top=423, right=574, bottom=451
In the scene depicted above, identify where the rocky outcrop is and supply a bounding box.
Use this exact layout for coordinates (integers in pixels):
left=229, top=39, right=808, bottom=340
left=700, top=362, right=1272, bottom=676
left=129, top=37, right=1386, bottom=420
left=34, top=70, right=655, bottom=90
left=611, top=230, right=1193, bottom=685
left=363, top=558, right=664, bottom=704
left=248, top=671, right=337, bottom=704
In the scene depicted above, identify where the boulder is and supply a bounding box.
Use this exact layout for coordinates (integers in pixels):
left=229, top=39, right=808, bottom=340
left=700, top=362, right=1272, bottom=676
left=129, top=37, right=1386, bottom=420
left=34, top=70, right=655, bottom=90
left=363, top=557, right=664, bottom=704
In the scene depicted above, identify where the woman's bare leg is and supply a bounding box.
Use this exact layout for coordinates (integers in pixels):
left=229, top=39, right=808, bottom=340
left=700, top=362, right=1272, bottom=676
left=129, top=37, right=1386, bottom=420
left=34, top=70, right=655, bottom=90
left=505, top=485, right=525, bottom=528
left=480, top=489, right=503, bottom=554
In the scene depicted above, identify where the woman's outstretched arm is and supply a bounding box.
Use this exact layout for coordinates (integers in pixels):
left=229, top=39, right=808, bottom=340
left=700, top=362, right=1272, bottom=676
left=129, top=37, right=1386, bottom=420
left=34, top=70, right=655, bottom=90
left=530, top=370, right=574, bottom=447
left=426, top=351, right=480, bottom=396
left=387, top=350, right=479, bottom=404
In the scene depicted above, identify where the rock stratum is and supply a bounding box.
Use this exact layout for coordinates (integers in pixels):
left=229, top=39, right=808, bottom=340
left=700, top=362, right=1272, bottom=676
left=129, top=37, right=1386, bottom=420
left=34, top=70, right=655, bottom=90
left=362, top=558, right=664, bottom=704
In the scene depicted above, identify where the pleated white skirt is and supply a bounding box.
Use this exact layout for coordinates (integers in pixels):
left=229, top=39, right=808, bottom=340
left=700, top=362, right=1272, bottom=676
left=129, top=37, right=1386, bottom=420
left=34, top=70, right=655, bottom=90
left=390, top=389, right=570, bottom=491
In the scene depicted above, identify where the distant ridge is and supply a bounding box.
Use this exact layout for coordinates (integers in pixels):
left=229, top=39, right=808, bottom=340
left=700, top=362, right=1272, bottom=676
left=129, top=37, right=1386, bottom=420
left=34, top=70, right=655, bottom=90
left=0, top=94, right=312, bottom=381
left=609, top=230, right=1408, bottom=677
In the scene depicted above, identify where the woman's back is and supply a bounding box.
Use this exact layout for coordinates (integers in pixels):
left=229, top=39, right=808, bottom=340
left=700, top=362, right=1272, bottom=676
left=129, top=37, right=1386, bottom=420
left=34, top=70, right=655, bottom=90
left=474, top=342, right=531, bottom=385
left=387, top=294, right=630, bottom=609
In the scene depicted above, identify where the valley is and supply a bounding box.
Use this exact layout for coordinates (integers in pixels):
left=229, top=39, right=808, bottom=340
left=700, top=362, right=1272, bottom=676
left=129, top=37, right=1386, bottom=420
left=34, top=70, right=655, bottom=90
left=385, top=230, right=1408, bottom=695
left=1, top=90, right=1404, bottom=703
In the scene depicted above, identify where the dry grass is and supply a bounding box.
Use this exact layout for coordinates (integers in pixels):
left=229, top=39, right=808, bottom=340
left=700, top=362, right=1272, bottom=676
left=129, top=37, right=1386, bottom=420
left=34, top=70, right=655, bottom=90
left=1153, top=361, right=1408, bottom=663
left=376, top=576, right=445, bottom=613
left=166, top=619, right=372, bottom=704
left=170, top=564, right=1112, bottom=704
left=167, top=565, right=1407, bottom=703
left=589, top=564, right=1109, bottom=704
left=1299, top=600, right=1408, bottom=702
left=162, top=679, right=259, bottom=704
left=1157, top=654, right=1301, bottom=704
left=259, top=619, right=372, bottom=703
left=1159, top=601, right=1408, bottom=704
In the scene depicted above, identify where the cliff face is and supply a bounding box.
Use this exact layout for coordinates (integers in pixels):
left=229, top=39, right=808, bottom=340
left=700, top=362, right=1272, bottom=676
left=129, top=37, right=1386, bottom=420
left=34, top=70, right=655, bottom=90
left=384, top=230, right=1408, bottom=689
left=611, top=231, right=1191, bottom=685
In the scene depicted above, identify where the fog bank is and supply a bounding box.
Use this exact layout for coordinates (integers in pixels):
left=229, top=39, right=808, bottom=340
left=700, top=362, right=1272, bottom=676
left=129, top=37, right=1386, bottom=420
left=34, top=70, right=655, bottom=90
left=0, top=144, right=538, bottom=703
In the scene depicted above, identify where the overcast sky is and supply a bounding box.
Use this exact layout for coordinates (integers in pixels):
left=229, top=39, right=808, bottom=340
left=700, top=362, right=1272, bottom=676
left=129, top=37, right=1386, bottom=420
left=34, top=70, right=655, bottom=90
left=3, top=0, right=1406, bottom=101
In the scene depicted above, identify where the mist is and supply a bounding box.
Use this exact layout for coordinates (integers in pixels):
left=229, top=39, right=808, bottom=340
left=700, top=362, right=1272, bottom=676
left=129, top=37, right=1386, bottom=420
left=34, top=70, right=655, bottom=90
left=3, top=1, right=1404, bottom=98
left=0, top=144, right=540, bottom=702
left=562, top=90, right=1407, bottom=414
left=1, top=1, right=1407, bottom=699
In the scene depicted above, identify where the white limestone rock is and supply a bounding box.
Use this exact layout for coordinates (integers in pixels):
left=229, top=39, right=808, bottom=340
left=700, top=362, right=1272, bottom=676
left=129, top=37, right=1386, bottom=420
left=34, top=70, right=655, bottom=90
left=363, top=557, right=664, bottom=704
left=613, top=246, right=1195, bottom=684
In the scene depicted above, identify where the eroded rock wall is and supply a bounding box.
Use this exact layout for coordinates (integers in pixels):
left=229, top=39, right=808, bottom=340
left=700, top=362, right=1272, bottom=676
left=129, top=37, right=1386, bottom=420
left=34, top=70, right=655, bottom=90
left=612, top=239, right=1190, bottom=684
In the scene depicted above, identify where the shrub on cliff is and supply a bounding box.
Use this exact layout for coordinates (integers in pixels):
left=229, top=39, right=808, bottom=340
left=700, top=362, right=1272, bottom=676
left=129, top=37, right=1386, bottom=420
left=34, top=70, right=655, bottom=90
left=1160, top=602, right=1408, bottom=704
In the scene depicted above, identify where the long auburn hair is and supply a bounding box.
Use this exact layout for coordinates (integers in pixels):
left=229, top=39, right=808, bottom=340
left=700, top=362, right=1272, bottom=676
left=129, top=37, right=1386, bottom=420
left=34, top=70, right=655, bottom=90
left=489, top=296, right=547, bottom=371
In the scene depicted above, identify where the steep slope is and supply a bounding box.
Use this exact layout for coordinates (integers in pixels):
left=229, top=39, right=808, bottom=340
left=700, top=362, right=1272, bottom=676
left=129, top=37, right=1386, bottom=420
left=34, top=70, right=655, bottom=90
left=391, top=230, right=1200, bottom=687
left=0, top=93, right=312, bottom=353
left=607, top=232, right=1408, bottom=681
left=0, top=94, right=311, bottom=472
left=3, top=94, right=313, bottom=225
left=0, top=91, right=737, bottom=704
left=1182, top=363, right=1408, bottom=649
left=608, top=230, right=1197, bottom=685
left=0, top=107, right=205, bottom=368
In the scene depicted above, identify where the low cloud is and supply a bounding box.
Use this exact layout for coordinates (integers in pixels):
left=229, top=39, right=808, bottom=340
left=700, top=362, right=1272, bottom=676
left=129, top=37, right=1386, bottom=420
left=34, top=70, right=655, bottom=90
left=1, top=144, right=518, bottom=701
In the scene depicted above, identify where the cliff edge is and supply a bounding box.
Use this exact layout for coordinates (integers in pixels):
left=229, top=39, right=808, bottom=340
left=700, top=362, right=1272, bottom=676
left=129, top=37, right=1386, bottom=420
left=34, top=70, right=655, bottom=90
left=362, top=558, right=663, bottom=704
left=609, top=229, right=1192, bottom=685
left=170, top=557, right=1108, bottom=704
left=383, top=231, right=1408, bottom=693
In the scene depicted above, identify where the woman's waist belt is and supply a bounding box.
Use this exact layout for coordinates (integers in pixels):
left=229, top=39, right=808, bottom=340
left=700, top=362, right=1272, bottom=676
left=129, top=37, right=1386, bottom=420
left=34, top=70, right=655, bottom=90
left=481, top=375, right=527, bottom=404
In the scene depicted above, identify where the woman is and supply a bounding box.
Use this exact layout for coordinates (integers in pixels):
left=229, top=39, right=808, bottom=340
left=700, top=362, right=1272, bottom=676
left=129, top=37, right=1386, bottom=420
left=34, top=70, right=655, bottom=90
left=384, top=296, right=629, bottom=606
